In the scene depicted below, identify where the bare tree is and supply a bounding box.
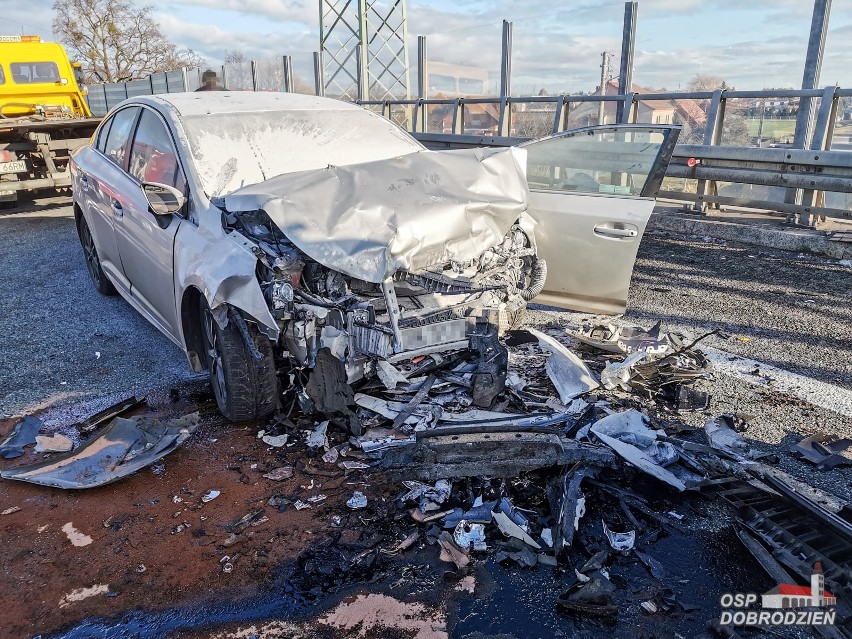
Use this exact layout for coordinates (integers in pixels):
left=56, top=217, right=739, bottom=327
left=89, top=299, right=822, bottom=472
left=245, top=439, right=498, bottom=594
left=223, top=50, right=251, bottom=90
left=53, top=0, right=204, bottom=83
left=687, top=74, right=727, bottom=93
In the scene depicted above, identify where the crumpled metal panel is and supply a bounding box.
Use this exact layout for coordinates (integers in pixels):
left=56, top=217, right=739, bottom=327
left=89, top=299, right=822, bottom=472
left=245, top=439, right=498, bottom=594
left=224, top=146, right=529, bottom=284
left=0, top=414, right=198, bottom=489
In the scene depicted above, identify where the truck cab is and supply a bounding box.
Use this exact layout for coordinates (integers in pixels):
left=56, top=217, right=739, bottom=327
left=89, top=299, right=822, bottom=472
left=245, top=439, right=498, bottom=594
left=0, top=35, right=91, bottom=118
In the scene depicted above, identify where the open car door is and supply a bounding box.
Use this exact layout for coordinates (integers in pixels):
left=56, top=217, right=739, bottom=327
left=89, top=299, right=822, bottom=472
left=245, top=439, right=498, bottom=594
left=522, top=124, right=679, bottom=315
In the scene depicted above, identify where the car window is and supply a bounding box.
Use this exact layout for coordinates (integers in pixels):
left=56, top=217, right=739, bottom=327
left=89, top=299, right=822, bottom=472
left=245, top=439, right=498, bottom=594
left=102, top=107, right=139, bottom=168
left=10, top=62, right=60, bottom=83
left=128, top=109, right=185, bottom=192
left=0, top=66, right=5, bottom=85
left=95, top=119, right=113, bottom=154
left=525, top=128, right=668, bottom=197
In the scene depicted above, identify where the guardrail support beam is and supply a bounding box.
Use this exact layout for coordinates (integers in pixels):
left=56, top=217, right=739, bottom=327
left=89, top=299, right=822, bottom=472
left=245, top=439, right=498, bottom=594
left=313, top=51, right=324, bottom=96
left=498, top=20, right=513, bottom=137
left=417, top=36, right=428, bottom=132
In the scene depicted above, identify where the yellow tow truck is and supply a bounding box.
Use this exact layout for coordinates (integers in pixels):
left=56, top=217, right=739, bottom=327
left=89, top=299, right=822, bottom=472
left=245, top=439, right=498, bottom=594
left=0, top=35, right=101, bottom=204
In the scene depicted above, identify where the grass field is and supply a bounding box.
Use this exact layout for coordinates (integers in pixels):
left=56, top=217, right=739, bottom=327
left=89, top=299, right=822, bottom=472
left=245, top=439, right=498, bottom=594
left=747, top=118, right=796, bottom=139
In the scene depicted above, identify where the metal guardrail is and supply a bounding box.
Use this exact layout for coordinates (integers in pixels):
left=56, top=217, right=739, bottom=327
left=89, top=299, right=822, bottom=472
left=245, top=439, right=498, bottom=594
left=360, top=87, right=852, bottom=225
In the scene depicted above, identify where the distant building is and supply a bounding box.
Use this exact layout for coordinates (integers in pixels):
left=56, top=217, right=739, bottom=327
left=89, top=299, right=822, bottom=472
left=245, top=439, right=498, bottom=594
left=603, top=81, right=675, bottom=125
left=761, top=563, right=837, bottom=609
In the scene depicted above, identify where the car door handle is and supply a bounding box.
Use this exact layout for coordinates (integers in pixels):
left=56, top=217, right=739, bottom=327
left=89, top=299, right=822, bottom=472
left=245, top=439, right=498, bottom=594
left=111, top=199, right=123, bottom=218
left=594, top=224, right=637, bottom=239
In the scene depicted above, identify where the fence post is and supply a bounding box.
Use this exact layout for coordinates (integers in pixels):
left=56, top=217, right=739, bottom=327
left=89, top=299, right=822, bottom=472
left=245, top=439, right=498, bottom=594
left=552, top=97, right=570, bottom=134
left=313, top=52, right=324, bottom=96
left=149, top=74, right=154, bottom=95
left=692, top=89, right=726, bottom=213
left=251, top=60, right=258, bottom=91
left=282, top=56, right=293, bottom=92
left=181, top=67, right=188, bottom=92
left=498, top=20, right=512, bottom=137
left=616, top=1, right=637, bottom=123
left=417, top=36, right=427, bottom=132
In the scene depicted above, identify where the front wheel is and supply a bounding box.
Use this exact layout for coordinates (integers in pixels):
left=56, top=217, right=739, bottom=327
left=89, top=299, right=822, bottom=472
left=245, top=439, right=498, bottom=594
left=78, top=215, right=117, bottom=296
left=200, top=302, right=279, bottom=422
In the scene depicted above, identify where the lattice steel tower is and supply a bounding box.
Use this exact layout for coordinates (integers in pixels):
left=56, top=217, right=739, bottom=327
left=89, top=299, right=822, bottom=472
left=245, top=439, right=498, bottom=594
left=319, top=0, right=411, bottom=101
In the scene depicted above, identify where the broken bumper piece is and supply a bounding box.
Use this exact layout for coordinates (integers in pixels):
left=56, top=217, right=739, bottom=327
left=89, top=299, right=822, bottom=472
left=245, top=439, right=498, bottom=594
left=0, top=413, right=199, bottom=489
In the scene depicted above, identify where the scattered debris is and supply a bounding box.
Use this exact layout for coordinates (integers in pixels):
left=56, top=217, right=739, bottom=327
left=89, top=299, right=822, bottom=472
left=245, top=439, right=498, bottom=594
left=263, top=467, right=294, bottom=481
left=527, top=328, right=598, bottom=402
left=792, top=433, right=852, bottom=469
left=201, top=490, right=221, bottom=503
left=260, top=433, right=289, bottom=448
left=602, top=519, right=635, bottom=552
left=1, top=506, right=21, bottom=515
left=1, top=413, right=199, bottom=489
left=0, top=416, right=42, bottom=459
left=306, top=421, right=329, bottom=449
left=58, top=584, right=110, bottom=608
left=346, top=491, right=367, bottom=510
left=34, top=434, right=74, bottom=454
left=453, top=520, right=487, bottom=551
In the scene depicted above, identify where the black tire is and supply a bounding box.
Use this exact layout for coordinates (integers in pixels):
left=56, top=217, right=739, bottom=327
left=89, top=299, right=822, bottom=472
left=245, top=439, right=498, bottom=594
left=200, top=302, right=278, bottom=422
left=78, top=215, right=117, bottom=296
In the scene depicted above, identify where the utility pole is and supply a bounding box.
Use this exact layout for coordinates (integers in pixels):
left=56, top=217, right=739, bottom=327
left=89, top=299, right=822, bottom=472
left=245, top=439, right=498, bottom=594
left=598, top=51, right=611, bottom=125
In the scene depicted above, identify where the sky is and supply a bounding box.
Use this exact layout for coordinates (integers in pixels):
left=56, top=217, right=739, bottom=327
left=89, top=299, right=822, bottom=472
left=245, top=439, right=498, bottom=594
left=2, top=0, right=851, bottom=95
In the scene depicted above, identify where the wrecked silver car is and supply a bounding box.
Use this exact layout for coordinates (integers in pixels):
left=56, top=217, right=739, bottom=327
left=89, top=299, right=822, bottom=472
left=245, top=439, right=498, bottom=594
left=70, top=92, right=678, bottom=424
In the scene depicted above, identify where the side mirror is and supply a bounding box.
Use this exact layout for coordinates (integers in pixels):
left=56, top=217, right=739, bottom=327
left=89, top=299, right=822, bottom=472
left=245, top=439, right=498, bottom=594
left=142, top=182, right=185, bottom=216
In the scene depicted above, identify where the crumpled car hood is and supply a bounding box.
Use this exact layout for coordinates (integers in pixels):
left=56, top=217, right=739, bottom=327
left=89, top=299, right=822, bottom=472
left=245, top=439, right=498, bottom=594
left=223, top=146, right=529, bottom=284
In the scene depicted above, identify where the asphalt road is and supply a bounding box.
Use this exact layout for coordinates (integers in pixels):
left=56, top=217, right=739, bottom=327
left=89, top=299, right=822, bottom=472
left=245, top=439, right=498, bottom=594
left=1, top=202, right=851, bottom=496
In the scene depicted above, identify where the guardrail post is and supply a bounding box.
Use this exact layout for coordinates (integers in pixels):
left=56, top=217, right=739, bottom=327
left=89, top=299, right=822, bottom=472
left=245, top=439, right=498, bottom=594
left=282, top=56, right=294, bottom=93
left=250, top=60, right=258, bottom=91
left=498, top=20, right=512, bottom=136
left=149, top=74, right=154, bottom=94
left=619, top=93, right=637, bottom=124
left=552, top=96, right=570, bottom=134
left=313, top=52, right=324, bottom=96
left=616, top=1, right=637, bottom=123
left=417, top=36, right=427, bottom=132
left=451, top=98, right=464, bottom=135
left=693, top=89, right=726, bottom=213
left=800, top=85, right=839, bottom=223
left=181, top=67, right=189, bottom=92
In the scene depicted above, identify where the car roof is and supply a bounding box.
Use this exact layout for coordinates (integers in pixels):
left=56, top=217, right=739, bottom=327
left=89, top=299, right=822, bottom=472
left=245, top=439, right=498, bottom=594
left=138, top=91, right=366, bottom=118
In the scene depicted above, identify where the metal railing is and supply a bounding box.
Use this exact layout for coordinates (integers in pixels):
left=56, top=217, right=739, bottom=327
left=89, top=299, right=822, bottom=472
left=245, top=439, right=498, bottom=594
left=84, top=67, right=203, bottom=116
left=359, top=87, right=852, bottom=225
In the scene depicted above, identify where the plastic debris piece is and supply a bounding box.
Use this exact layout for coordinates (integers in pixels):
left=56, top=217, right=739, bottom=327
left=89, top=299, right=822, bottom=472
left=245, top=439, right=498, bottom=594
left=557, top=573, right=617, bottom=617
left=540, top=528, right=553, bottom=548
left=791, top=433, right=852, bottom=469
left=0, top=416, right=43, bottom=459
left=0, top=413, right=199, bottom=489
left=201, top=490, right=220, bottom=503
left=2, top=506, right=21, bottom=515
left=230, top=508, right=265, bottom=534
left=338, top=460, right=370, bottom=471
left=347, top=491, right=368, bottom=509
left=640, top=600, right=658, bottom=614
left=437, top=530, right=470, bottom=570
left=307, top=494, right=327, bottom=503
left=306, top=421, right=329, bottom=449
left=263, top=466, right=294, bottom=481
left=602, top=519, right=635, bottom=552
left=634, top=549, right=666, bottom=580
left=492, top=510, right=541, bottom=550
left=590, top=411, right=686, bottom=491
left=376, top=360, right=408, bottom=390
left=261, top=433, right=289, bottom=448
left=381, top=531, right=420, bottom=556
left=453, top=520, right=486, bottom=550
left=34, top=433, right=74, bottom=453
left=294, top=500, right=311, bottom=510
left=601, top=352, right=651, bottom=391
left=527, top=328, right=598, bottom=403
left=322, top=447, right=340, bottom=464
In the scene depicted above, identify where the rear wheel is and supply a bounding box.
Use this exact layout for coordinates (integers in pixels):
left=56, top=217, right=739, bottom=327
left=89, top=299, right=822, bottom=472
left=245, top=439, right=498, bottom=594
left=78, top=215, right=117, bottom=296
left=200, top=302, right=278, bottom=422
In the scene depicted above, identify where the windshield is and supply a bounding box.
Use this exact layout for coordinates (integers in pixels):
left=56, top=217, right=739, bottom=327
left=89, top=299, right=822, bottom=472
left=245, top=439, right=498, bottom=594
left=180, top=108, right=424, bottom=197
